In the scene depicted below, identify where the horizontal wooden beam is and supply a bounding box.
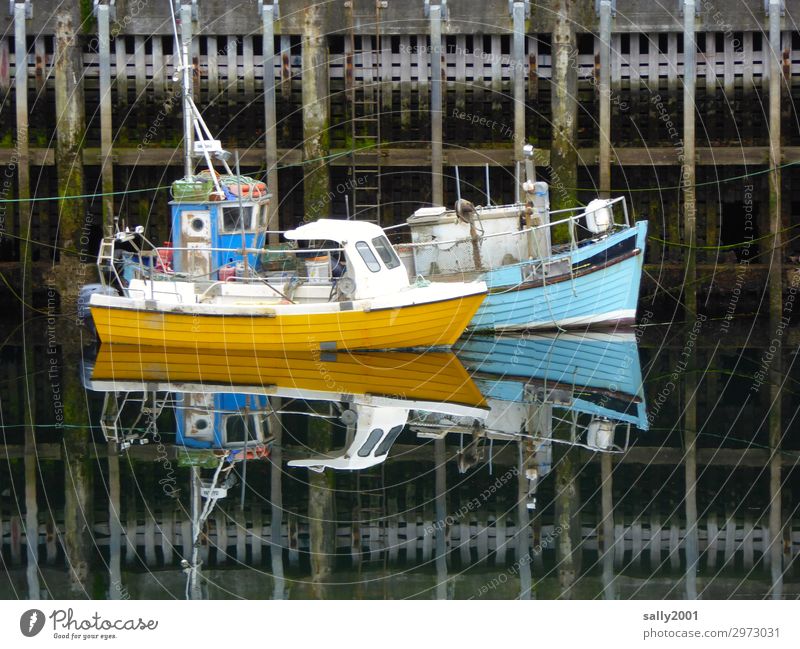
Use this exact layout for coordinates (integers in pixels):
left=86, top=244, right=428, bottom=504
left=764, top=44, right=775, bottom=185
left=1, top=147, right=797, bottom=168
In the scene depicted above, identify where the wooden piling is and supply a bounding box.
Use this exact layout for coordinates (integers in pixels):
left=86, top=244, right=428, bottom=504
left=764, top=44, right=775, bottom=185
left=598, top=0, right=612, bottom=198
left=767, top=0, right=783, bottom=324
left=14, top=3, right=31, bottom=312
left=549, top=0, right=578, bottom=223
left=766, top=0, right=784, bottom=601
left=682, top=0, right=697, bottom=317
left=430, top=5, right=443, bottom=205
left=97, top=4, right=115, bottom=235
left=53, top=9, right=86, bottom=306
left=263, top=6, right=280, bottom=242
left=302, top=3, right=330, bottom=223
left=512, top=2, right=526, bottom=180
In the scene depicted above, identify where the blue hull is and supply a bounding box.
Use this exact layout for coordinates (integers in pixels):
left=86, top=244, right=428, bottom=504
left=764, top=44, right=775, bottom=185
left=455, top=331, right=648, bottom=429
left=470, top=221, right=648, bottom=331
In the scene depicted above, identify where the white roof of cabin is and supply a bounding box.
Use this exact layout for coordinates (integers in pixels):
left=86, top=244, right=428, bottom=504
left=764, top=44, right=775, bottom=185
left=284, top=219, right=385, bottom=243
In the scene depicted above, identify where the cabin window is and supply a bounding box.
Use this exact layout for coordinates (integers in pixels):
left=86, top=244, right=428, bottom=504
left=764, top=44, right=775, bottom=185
left=225, top=415, right=256, bottom=444
left=371, top=235, right=401, bottom=269
left=260, top=204, right=269, bottom=228
left=357, top=428, right=384, bottom=456
left=220, top=206, right=255, bottom=233
left=355, top=241, right=381, bottom=272
left=375, top=425, right=404, bottom=457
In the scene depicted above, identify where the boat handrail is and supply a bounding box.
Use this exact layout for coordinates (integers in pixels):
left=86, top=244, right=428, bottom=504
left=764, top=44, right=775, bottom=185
left=399, top=201, right=629, bottom=251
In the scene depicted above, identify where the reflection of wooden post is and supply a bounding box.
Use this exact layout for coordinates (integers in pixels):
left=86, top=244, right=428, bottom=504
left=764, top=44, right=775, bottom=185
left=600, top=453, right=616, bottom=599
left=434, top=439, right=448, bottom=599
left=24, top=422, right=39, bottom=599
left=108, top=444, right=122, bottom=599
left=308, top=414, right=335, bottom=598
left=62, top=344, right=93, bottom=596
left=269, top=399, right=286, bottom=599
left=555, top=445, right=581, bottom=599
left=768, top=421, right=783, bottom=598
left=517, top=442, right=532, bottom=600
left=684, top=406, right=698, bottom=599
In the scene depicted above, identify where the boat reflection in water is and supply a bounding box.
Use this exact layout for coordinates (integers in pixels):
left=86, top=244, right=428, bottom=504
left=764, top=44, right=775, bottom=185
left=83, top=344, right=488, bottom=598
left=401, top=330, right=649, bottom=510
left=81, top=330, right=648, bottom=599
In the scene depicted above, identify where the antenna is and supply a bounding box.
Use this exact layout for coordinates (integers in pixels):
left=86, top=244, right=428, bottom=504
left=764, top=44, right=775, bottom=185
left=455, top=165, right=461, bottom=201
left=484, top=163, right=491, bottom=206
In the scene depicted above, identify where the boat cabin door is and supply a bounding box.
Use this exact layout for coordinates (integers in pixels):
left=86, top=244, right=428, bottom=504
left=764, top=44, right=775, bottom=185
left=180, top=210, right=213, bottom=279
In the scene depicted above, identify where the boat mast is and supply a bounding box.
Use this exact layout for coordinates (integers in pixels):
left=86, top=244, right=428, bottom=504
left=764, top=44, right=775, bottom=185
left=170, top=1, right=193, bottom=179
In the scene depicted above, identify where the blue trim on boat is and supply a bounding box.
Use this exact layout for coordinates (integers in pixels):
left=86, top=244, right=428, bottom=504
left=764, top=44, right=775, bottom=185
left=470, top=221, right=648, bottom=330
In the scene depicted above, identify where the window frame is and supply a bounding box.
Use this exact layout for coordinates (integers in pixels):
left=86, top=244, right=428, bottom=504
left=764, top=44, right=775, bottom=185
left=374, top=425, right=404, bottom=457
left=371, top=235, right=401, bottom=269
left=357, top=428, right=385, bottom=457
left=219, top=205, right=256, bottom=234
left=355, top=241, right=382, bottom=273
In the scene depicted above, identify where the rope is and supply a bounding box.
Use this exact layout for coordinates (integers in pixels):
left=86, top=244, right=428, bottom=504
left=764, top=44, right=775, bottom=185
left=0, top=147, right=372, bottom=204
left=0, top=154, right=795, bottom=205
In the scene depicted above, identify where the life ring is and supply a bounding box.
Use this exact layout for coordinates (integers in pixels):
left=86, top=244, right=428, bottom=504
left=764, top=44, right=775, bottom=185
left=240, top=182, right=267, bottom=198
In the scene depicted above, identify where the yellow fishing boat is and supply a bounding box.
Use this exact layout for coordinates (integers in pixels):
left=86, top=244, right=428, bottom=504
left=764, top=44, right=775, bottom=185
left=89, top=220, right=486, bottom=351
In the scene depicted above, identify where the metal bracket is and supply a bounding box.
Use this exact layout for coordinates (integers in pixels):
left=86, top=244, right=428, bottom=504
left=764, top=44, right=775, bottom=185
left=92, top=0, right=116, bottom=21
left=8, top=1, right=32, bottom=19
left=595, top=0, right=616, bottom=17
left=508, top=1, right=530, bottom=18
left=259, top=0, right=279, bottom=19
left=174, top=0, right=198, bottom=22
left=678, top=0, right=699, bottom=16
left=764, top=0, right=785, bottom=16
left=424, top=0, right=447, bottom=20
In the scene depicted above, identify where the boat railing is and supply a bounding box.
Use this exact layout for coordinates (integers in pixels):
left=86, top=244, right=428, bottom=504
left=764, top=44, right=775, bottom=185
left=400, top=195, right=629, bottom=255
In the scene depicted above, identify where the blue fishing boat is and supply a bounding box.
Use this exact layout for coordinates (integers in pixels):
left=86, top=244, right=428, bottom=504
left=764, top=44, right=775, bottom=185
left=401, top=148, right=647, bottom=331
